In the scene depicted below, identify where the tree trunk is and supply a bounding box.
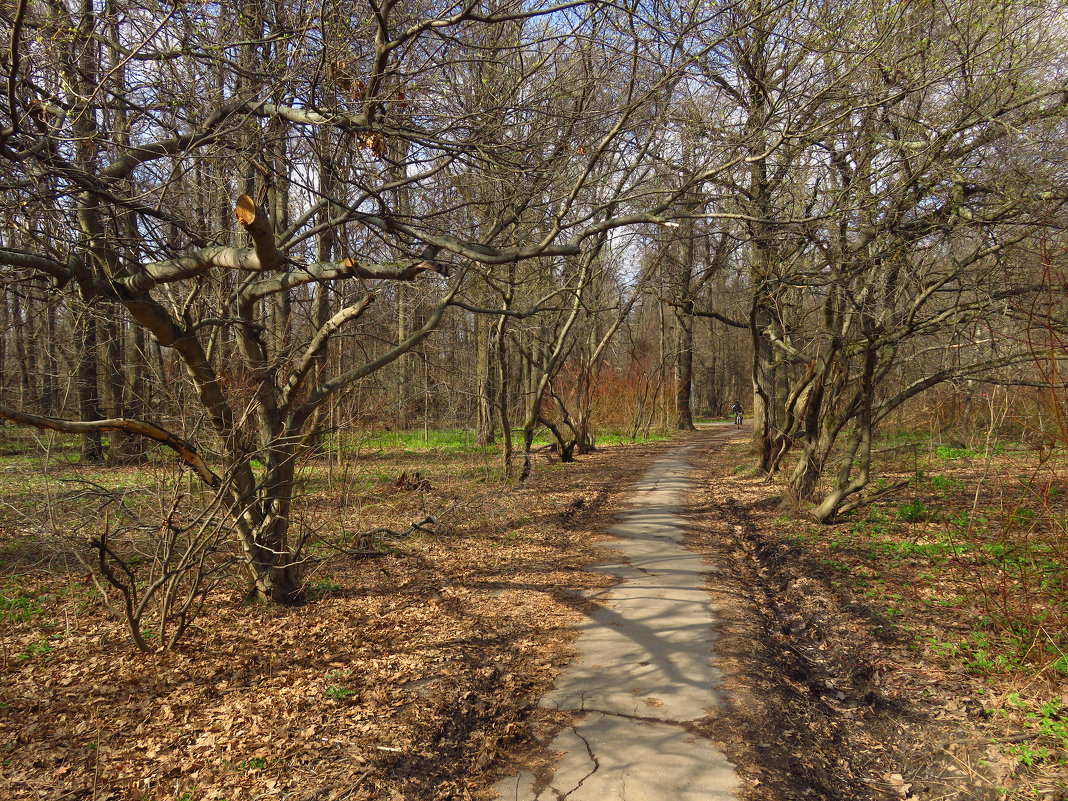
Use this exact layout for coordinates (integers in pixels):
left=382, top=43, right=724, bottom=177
left=118, top=322, right=147, bottom=461
left=809, top=346, right=876, bottom=522
left=495, top=312, right=513, bottom=475
left=240, top=444, right=303, bottom=604
left=751, top=296, right=783, bottom=472
left=396, top=283, right=412, bottom=429
left=102, top=311, right=142, bottom=463
left=77, top=311, right=105, bottom=463
left=0, top=292, right=8, bottom=410
left=675, top=308, right=696, bottom=430
left=14, top=303, right=33, bottom=409
left=41, top=301, right=59, bottom=415
left=475, top=311, right=496, bottom=445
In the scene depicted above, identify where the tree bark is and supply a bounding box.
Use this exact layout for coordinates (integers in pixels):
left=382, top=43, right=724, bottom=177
left=77, top=311, right=105, bottom=463
left=675, top=309, right=696, bottom=430
left=475, top=311, right=496, bottom=445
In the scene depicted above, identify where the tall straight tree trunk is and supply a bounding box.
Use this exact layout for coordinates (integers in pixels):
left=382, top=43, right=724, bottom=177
left=673, top=197, right=698, bottom=430
left=0, top=291, right=8, bottom=409
left=675, top=309, right=696, bottom=430
left=657, top=299, right=669, bottom=430
left=102, top=311, right=140, bottom=463
left=495, top=316, right=513, bottom=475
left=13, top=304, right=32, bottom=409
left=396, top=284, right=411, bottom=429
left=496, top=271, right=516, bottom=474
left=77, top=311, right=104, bottom=463
left=121, top=323, right=146, bottom=460
left=41, top=301, right=59, bottom=415
left=475, top=311, right=496, bottom=444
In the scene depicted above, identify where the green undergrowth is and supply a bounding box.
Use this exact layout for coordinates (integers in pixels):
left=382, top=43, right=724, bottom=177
left=780, top=440, right=1068, bottom=785
left=788, top=438, right=1068, bottom=685
left=333, top=426, right=672, bottom=457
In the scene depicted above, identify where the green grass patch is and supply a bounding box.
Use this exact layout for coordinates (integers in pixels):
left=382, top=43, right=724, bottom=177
left=334, top=428, right=497, bottom=456
left=594, top=431, right=673, bottom=446
left=879, top=429, right=933, bottom=447
left=849, top=509, right=892, bottom=537
left=929, top=474, right=965, bottom=494
left=327, top=426, right=673, bottom=459
left=309, top=578, right=342, bottom=594
left=871, top=536, right=970, bottom=560
left=16, top=637, right=54, bottom=661
left=323, top=685, right=355, bottom=701
left=934, top=445, right=979, bottom=460
left=896, top=500, right=931, bottom=523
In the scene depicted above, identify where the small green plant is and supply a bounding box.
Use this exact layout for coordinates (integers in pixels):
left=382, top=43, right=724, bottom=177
left=1010, top=741, right=1051, bottom=767
left=239, top=757, right=267, bottom=772
left=896, top=500, right=930, bottom=522
left=967, top=649, right=994, bottom=673
left=311, top=578, right=342, bottom=593
left=949, top=511, right=987, bottom=532
left=934, top=445, right=978, bottom=460
left=818, top=558, right=851, bottom=573
left=955, top=629, right=1028, bottom=675
left=850, top=509, right=890, bottom=537
left=927, top=637, right=960, bottom=658
left=1008, top=506, right=1038, bottom=527
left=15, top=638, right=53, bottom=661
left=930, top=474, right=964, bottom=494
left=0, top=593, right=42, bottom=622
left=1050, top=653, right=1068, bottom=676
left=1003, top=695, right=1068, bottom=749
left=324, top=685, right=355, bottom=701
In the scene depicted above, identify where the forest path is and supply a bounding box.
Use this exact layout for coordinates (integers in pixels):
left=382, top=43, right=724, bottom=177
left=494, top=425, right=743, bottom=801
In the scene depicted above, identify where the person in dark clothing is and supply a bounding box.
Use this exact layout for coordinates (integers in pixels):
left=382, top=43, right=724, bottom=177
left=731, top=400, right=743, bottom=425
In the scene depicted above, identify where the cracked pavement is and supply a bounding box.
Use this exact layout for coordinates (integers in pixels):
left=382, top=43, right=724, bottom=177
left=495, top=430, right=741, bottom=800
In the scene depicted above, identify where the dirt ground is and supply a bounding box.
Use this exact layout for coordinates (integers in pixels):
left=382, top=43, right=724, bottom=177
left=0, top=438, right=666, bottom=801
left=1, top=430, right=1065, bottom=800
left=683, top=433, right=1068, bottom=801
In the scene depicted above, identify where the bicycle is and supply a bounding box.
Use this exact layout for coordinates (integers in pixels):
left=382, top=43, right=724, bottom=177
left=731, top=402, right=744, bottom=426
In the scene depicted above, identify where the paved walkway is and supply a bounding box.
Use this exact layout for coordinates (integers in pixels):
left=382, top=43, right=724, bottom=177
left=495, top=429, right=741, bottom=801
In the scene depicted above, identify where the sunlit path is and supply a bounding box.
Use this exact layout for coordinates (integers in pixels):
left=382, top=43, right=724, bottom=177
left=495, top=426, right=742, bottom=801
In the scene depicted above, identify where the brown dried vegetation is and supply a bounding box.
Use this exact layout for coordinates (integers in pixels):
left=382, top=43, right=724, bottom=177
left=0, top=438, right=667, bottom=801
left=690, top=436, right=1068, bottom=801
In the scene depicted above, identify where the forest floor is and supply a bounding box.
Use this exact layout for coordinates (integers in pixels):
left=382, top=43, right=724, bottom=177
left=0, top=428, right=1065, bottom=800
left=685, top=434, right=1068, bottom=801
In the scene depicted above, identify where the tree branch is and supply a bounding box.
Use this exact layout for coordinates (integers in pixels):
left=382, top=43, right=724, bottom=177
left=0, top=405, right=220, bottom=487
left=0, top=246, right=71, bottom=284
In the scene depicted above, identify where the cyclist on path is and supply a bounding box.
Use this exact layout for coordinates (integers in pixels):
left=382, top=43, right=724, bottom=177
left=731, top=400, right=743, bottom=426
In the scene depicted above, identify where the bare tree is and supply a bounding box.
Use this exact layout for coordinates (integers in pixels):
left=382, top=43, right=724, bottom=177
left=720, top=0, right=1068, bottom=519
left=0, top=0, right=754, bottom=606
